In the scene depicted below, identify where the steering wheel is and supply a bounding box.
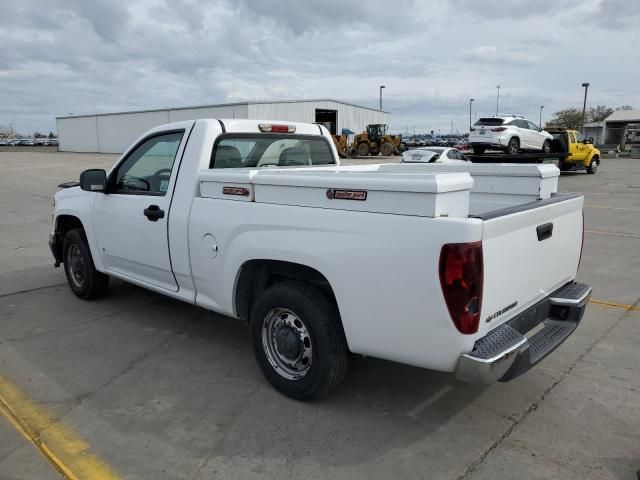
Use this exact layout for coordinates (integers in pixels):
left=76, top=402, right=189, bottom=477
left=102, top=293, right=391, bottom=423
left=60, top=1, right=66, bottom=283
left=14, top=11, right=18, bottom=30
left=120, top=174, right=151, bottom=191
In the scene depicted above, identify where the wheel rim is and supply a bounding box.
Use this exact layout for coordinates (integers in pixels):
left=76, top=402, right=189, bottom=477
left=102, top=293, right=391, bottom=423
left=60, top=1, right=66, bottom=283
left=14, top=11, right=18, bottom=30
left=67, top=244, right=86, bottom=288
left=543, top=142, right=551, bottom=153
left=509, top=139, right=518, bottom=154
left=262, top=308, right=312, bottom=380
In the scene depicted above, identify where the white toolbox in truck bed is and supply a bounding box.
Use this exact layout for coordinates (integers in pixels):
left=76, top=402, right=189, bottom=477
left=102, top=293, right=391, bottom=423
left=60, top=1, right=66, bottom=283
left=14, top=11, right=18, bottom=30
left=199, top=168, right=475, bottom=218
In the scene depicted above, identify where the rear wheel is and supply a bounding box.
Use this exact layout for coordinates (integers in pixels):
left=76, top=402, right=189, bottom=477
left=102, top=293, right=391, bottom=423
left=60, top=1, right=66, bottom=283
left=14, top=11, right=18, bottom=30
left=357, top=142, right=370, bottom=157
left=587, top=158, right=598, bottom=174
left=542, top=140, right=551, bottom=154
left=250, top=281, right=350, bottom=400
left=472, top=146, right=485, bottom=155
left=380, top=142, right=394, bottom=157
left=507, top=137, right=520, bottom=155
left=63, top=229, right=109, bottom=299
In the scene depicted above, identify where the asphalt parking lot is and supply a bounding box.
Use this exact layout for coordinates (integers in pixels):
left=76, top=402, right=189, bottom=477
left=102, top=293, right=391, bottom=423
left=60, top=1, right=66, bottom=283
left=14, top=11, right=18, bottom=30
left=1, top=151, right=639, bottom=479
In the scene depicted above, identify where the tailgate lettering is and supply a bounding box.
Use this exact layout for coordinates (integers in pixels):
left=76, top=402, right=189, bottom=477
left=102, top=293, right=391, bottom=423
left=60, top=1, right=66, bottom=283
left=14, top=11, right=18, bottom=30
left=486, top=301, right=518, bottom=323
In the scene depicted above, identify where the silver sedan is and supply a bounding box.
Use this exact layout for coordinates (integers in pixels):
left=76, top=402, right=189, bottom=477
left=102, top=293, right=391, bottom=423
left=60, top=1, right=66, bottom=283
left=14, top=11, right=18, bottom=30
left=401, top=147, right=470, bottom=164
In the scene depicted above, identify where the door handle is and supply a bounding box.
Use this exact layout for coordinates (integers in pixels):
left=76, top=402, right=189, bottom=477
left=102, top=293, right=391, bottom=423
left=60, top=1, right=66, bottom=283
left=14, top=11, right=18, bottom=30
left=537, top=222, right=553, bottom=241
left=143, top=205, right=165, bottom=221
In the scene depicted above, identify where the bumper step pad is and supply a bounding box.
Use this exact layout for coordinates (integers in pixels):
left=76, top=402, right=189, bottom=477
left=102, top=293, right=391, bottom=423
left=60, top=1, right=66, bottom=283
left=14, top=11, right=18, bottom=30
left=456, top=281, right=592, bottom=384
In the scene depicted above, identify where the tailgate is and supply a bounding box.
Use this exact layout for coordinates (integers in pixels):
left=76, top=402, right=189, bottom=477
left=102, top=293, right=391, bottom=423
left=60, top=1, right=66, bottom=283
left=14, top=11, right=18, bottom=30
left=478, top=194, right=584, bottom=335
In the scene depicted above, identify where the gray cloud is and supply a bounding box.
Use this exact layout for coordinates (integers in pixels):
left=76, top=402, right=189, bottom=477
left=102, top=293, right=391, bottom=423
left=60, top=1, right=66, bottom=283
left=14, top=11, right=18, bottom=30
left=0, top=0, right=637, bottom=135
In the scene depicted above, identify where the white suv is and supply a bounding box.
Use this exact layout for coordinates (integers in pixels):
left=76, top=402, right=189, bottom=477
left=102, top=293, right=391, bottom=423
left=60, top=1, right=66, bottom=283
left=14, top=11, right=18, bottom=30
left=469, top=115, right=553, bottom=155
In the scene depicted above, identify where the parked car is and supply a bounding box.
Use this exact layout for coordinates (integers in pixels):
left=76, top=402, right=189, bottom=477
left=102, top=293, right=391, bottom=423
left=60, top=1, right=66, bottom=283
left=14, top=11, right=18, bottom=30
left=50, top=119, right=590, bottom=399
left=45, top=139, right=59, bottom=146
left=469, top=115, right=553, bottom=155
left=402, top=147, right=469, bottom=164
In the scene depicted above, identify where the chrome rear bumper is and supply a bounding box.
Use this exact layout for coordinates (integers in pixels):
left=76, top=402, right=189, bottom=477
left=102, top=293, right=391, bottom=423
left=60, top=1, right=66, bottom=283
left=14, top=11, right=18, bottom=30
left=456, top=282, right=591, bottom=384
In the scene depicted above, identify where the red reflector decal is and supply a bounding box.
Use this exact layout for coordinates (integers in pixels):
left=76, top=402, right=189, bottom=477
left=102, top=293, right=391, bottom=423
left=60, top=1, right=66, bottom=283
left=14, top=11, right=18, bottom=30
left=326, top=189, right=367, bottom=201
left=223, top=186, right=250, bottom=196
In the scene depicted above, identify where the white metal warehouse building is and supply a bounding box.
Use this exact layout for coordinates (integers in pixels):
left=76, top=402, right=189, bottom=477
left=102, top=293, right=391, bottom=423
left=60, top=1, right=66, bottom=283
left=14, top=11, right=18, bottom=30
left=56, top=99, right=388, bottom=153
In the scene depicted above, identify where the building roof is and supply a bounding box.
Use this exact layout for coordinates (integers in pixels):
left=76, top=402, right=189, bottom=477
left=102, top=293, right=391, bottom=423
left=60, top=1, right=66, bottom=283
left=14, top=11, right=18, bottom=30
left=56, top=98, right=387, bottom=120
left=605, top=109, right=640, bottom=123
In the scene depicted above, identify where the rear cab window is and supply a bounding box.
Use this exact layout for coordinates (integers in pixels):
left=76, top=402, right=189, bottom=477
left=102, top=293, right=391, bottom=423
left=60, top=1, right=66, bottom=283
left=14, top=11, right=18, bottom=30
left=210, top=134, right=336, bottom=169
left=474, top=118, right=504, bottom=127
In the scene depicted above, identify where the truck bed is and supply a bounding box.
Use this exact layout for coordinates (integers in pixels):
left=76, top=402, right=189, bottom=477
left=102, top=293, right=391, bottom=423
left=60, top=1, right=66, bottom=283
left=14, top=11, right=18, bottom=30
left=199, top=162, right=560, bottom=217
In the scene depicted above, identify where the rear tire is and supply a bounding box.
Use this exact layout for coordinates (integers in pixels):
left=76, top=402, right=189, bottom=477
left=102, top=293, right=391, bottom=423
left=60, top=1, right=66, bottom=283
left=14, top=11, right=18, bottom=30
left=542, top=140, right=551, bottom=154
left=507, top=137, right=520, bottom=155
left=63, top=229, right=109, bottom=300
left=380, top=142, right=394, bottom=157
left=472, top=146, right=485, bottom=155
left=587, top=158, right=598, bottom=174
left=357, top=142, right=370, bottom=157
left=250, top=281, right=350, bottom=400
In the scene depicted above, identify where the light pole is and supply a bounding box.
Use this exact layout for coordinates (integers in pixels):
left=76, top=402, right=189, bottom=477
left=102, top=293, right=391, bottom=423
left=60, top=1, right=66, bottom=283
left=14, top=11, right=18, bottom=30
left=581, top=82, right=590, bottom=133
left=469, top=98, right=475, bottom=131
left=379, top=85, right=386, bottom=111
left=496, top=85, right=500, bottom=115
left=539, top=105, right=544, bottom=127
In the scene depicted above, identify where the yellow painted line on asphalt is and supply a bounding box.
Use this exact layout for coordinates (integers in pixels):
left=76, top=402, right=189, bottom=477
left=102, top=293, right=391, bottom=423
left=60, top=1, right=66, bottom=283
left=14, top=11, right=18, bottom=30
left=0, top=374, right=119, bottom=480
left=585, top=230, right=640, bottom=239
left=590, top=299, right=640, bottom=312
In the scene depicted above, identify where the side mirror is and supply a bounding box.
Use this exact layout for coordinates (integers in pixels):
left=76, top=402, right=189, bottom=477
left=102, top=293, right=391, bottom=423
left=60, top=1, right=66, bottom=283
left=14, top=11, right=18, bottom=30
left=79, top=169, right=107, bottom=192
left=587, top=137, right=594, bottom=144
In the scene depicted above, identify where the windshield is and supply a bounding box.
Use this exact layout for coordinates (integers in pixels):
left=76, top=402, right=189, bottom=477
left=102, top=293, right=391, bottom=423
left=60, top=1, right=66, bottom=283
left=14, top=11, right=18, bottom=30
left=210, top=134, right=335, bottom=168
left=474, top=118, right=504, bottom=126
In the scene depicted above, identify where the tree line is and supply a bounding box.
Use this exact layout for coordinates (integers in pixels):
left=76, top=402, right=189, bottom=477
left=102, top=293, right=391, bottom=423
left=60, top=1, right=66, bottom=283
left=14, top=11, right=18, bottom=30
left=0, top=126, right=57, bottom=139
left=545, top=105, right=634, bottom=130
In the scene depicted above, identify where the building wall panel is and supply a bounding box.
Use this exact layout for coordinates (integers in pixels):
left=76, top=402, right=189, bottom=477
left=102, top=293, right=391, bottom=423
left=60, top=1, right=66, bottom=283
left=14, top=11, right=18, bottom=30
left=96, top=111, right=170, bottom=154
left=56, top=116, right=100, bottom=152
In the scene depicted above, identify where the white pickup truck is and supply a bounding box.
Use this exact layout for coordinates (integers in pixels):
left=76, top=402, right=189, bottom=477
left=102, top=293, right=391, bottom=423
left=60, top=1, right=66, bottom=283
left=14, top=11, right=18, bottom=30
left=50, top=119, right=591, bottom=399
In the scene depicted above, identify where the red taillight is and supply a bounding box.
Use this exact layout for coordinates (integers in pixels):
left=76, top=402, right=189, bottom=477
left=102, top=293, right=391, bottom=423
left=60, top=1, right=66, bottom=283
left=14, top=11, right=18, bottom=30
left=439, top=242, right=484, bottom=334
left=491, top=127, right=507, bottom=132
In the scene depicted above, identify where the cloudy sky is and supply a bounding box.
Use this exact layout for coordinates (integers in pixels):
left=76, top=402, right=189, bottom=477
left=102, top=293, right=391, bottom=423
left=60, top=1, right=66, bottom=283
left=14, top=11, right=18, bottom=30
left=1, top=0, right=638, bottom=136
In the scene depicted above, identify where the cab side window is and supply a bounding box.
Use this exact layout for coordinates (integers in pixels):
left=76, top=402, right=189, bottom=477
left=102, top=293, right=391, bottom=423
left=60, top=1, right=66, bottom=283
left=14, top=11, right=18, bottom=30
left=111, top=132, right=183, bottom=195
left=527, top=121, right=539, bottom=130
left=575, top=132, right=585, bottom=142
left=569, top=132, right=576, bottom=143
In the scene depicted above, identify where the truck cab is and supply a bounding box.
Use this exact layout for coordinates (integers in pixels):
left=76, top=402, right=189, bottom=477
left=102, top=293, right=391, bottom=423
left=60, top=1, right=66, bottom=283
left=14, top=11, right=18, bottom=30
left=549, top=129, right=601, bottom=174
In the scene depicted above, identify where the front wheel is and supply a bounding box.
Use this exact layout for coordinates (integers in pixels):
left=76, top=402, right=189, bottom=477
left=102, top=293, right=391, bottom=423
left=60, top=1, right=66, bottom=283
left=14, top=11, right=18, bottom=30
left=380, top=142, right=394, bottom=156
left=542, top=140, right=551, bottom=154
left=507, top=137, right=520, bottom=155
left=63, top=229, right=109, bottom=299
left=587, top=158, right=598, bottom=174
left=357, top=142, right=370, bottom=157
left=250, top=281, right=350, bottom=400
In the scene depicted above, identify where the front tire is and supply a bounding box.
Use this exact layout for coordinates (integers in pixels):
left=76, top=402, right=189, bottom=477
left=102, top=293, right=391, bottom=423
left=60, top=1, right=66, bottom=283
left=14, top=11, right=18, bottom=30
left=542, top=140, right=551, bottom=153
left=63, top=228, right=109, bottom=300
left=357, top=142, right=370, bottom=157
left=250, top=281, right=350, bottom=400
left=507, top=137, right=520, bottom=155
left=380, top=142, right=394, bottom=156
left=587, top=158, right=598, bottom=174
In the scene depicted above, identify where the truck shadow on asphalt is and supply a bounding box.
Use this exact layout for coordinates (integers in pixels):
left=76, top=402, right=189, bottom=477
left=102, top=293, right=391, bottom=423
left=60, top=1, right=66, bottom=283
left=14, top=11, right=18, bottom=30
left=92, top=280, right=488, bottom=469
